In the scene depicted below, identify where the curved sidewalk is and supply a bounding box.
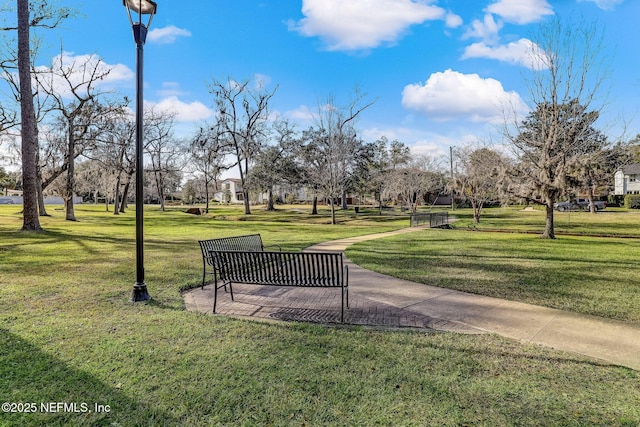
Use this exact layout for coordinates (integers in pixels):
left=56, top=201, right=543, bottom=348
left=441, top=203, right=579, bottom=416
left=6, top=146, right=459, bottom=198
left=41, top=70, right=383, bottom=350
left=184, top=227, right=640, bottom=371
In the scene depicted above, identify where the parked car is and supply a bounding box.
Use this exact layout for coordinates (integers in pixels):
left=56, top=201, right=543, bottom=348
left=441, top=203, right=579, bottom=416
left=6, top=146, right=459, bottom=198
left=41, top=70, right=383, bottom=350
left=554, top=198, right=606, bottom=212
left=0, top=197, right=16, bottom=204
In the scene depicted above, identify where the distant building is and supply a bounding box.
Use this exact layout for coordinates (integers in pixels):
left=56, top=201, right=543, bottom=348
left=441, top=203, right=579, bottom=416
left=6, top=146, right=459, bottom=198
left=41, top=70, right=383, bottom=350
left=614, top=164, right=640, bottom=196
left=213, top=178, right=245, bottom=204
left=212, top=178, right=316, bottom=205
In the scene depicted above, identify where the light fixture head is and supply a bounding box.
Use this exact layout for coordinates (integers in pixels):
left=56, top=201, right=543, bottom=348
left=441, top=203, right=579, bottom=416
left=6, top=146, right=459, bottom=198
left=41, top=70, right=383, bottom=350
left=123, top=0, right=157, bottom=43
left=123, top=0, right=157, bottom=15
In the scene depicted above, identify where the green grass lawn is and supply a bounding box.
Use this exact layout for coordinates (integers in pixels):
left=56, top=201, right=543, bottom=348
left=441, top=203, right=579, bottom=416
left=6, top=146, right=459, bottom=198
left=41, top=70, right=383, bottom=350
left=347, top=214, right=640, bottom=322
left=1, top=204, right=639, bottom=426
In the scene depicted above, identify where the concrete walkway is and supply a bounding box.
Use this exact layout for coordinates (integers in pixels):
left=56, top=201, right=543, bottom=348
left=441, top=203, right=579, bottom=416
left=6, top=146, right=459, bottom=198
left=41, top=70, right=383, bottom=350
left=184, top=227, right=640, bottom=371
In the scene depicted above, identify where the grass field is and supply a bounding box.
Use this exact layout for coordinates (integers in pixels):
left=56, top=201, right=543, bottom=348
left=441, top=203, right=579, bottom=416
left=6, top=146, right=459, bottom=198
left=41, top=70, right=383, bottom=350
left=347, top=207, right=640, bottom=322
left=1, top=204, right=639, bottom=426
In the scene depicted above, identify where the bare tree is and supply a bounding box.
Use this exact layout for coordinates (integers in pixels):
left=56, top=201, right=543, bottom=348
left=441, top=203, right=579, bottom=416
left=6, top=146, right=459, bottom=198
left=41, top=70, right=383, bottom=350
left=209, top=77, right=277, bottom=215
left=34, top=52, right=124, bottom=221
left=189, top=123, right=230, bottom=213
left=311, top=91, right=375, bottom=224
left=383, top=155, right=445, bottom=214
left=81, top=108, right=136, bottom=214
left=16, top=0, right=40, bottom=230
left=504, top=18, right=610, bottom=238
left=454, top=145, right=508, bottom=223
left=144, top=106, right=184, bottom=211
left=6, top=0, right=71, bottom=230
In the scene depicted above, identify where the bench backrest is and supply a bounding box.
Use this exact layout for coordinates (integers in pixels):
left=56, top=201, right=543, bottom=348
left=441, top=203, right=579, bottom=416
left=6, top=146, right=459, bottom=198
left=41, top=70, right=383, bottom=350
left=199, top=234, right=264, bottom=266
left=210, top=250, right=345, bottom=287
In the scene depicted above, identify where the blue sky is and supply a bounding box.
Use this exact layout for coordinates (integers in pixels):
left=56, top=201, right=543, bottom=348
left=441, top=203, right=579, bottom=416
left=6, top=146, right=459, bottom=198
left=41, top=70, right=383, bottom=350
left=18, top=0, right=640, bottom=160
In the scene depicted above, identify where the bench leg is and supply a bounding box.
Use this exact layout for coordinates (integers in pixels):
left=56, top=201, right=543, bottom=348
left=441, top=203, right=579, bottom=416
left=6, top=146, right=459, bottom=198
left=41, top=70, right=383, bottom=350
left=213, top=280, right=218, bottom=313
left=213, top=280, right=234, bottom=314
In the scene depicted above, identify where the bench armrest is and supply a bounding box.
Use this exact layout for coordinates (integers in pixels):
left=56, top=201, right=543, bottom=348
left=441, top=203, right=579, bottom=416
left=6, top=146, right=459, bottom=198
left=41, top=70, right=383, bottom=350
left=263, top=243, right=282, bottom=251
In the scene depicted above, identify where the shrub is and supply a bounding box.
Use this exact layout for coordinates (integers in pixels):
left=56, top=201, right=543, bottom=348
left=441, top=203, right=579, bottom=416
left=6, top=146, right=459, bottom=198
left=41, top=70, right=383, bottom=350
left=608, top=195, right=624, bottom=207
left=624, top=194, right=640, bottom=209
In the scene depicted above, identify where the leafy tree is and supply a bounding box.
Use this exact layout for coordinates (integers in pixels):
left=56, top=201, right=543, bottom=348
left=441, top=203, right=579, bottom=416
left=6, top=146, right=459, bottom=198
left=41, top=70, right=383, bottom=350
left=295, top=127, right=324, bottom=215
left=362, top=136, right=410, bottom=214
left=247, top=120, right=300, bottom=211
left=504, top=18, right=610, bottom=238
left=0, top=166, right=15, bottom=194
left=564, top=130, right=625, bottom=213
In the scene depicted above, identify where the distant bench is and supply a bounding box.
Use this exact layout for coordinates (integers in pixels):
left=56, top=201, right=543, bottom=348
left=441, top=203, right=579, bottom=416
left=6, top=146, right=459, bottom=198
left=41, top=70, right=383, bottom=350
left=198, top=234, right=280, bottom=289
left=209, top=250, right=349, bottom=322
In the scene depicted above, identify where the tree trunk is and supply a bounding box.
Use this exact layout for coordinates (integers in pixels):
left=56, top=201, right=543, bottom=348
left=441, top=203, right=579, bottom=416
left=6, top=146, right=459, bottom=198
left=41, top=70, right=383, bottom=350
left=330, top=198, right=336, bottom=225
left=153, top=169, right=165, bottom=212
left=237, top=159, right=251, bottom=214
left=120, top=181, right=130, bottom=213
left=17, top=0, right=42, bottom=231
left=35, top=149, right=49, bottom=216
left=541, top=203, right=556, bottom=239
left=113, top=175, right=121, bottom=215
left=65, top=127, right=76, bottom=221
left=36, top=174, right=49, bottom=217
left=204, top=180, right=210, bottom=214
left=471, top=200, right=480, bottom=223
left=266, top=188, right=275, bottom=211
left=341, top=189, right=348, bottom=210
left=587, top=190, right=598, bottom=214
left=242, top=189, right=251, bottom=214
left=36, top=178, right=46, bottom=216
left=312, top=195, right=318, bottom=215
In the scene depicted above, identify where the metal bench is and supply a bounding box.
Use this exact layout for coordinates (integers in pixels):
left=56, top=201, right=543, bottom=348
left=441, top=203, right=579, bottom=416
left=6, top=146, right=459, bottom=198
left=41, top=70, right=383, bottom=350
left=198, top=234, right=280, bottom=289
left=209, top=250, right=349, bottom=322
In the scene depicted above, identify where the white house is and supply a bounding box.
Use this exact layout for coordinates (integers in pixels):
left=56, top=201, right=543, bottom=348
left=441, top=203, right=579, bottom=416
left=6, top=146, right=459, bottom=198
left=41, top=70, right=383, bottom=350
left=614, top=164, right=640, bottom=195
left=212, top=178, right=318, bottom=205
left=213, top=178, right=246, bottom=204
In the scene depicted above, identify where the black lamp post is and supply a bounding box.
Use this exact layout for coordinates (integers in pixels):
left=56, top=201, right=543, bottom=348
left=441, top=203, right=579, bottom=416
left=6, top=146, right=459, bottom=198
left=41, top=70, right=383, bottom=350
left=123, top=0, right=157, bottom=302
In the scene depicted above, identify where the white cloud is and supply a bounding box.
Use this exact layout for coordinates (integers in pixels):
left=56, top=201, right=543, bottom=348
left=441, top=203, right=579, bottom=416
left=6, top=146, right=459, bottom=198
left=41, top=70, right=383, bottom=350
left=156, top=81, right=187, bottom=98
left=284, top=105, right=316, bottom=123
left=444, top=12, right=463, bottom=28
left=147, top=25, right=192, bottom=44
left=461, top=38, right=547, bottom=69
left=147, top=96, right=213, bottom=122
left=485, top=0, right=554, bottom=25
left=463, top=14, right=503, bottom=42
left=401, top=69, right=528, bottom=123
left=577, top=0, right=623, bottom=10
left=291, top=0, right=446, bottom=51
left=34, top=52, right=133, bottom=99
left=253, top=74, right=272, bottom=90
left=361, top=126, right=477, bottom=157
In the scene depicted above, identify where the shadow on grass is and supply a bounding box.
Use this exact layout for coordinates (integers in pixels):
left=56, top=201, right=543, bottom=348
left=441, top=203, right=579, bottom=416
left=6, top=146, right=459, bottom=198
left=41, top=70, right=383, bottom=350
left=0, top=330, right=178, bottom=427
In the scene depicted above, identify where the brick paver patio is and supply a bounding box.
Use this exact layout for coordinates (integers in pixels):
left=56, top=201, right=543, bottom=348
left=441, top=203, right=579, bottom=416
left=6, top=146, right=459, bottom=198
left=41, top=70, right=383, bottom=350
left=183, top=282, right=477, bottom=332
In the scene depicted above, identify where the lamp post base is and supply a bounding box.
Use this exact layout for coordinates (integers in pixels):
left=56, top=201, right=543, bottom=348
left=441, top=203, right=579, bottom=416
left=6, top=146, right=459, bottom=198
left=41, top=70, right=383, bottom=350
left=130, top=282, right=151, bottom=302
